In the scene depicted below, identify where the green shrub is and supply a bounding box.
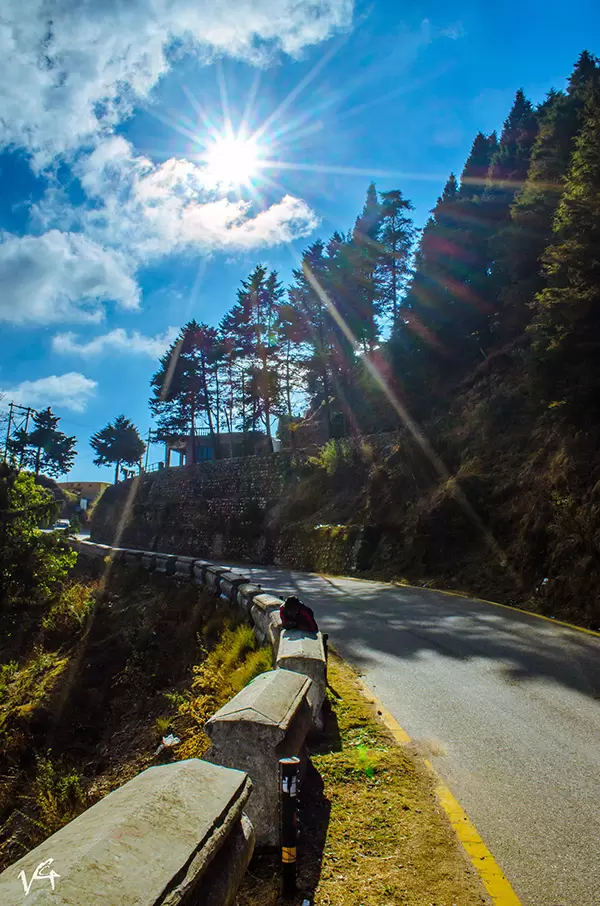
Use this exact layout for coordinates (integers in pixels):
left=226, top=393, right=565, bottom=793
left=155, top=716, right=171, bottom=737
left=0, top=464, right=77, bottom=611
left=176, top=624, right=271, bottom=760
left=34, top=754, right=85, bottom=834
left=42, top=583, right=94, bottom=635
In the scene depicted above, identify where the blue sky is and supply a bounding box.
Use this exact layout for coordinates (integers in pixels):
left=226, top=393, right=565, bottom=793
left=0, top=0, right=597, bottom=481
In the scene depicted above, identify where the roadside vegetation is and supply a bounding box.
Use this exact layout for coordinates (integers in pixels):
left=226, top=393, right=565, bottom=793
left=236, top=651, right=488, bottom=906
left=0, top=465, right=272, bottom=868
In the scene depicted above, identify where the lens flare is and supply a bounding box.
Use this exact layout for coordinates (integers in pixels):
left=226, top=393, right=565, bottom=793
left=203, top=134, right=261, bottom=187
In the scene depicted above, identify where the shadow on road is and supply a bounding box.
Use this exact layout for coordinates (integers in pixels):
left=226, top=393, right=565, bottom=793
left=223, top=562, right=600, bottom=703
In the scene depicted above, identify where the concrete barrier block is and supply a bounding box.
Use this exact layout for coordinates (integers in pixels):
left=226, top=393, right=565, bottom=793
left=0, top=759, right=253, bottom=906
left=124, top=549, right=142, bottom=566
left=154, top=553, right=177, bottom=575
left=200, top=812, right=254, bottom=906
left=235, top=583, right=263, bottom=612
left=218, top=571, right=250, bottom=602
left=193, top=560, right=211, bottom=585
left=78, top=541, right=110, bottom=559
left=250, top=593, right=282, bottom=643
left=205, top=669, right=313, bottom=849
left=267, top=612, right=283, bottom=662
left=174, top=556, right=195, bottom=579
left=204, top=565, right=229, bottom=593
left=276, top=630, right=327, bottom=730
left=141, top=552, right=156, bottom=570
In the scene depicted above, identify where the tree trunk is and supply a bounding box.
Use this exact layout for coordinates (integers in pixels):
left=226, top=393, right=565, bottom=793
left=114, top=460, right=120, bottom=484
left=323, top=367, right=333, bottom=439
left=35, top=445, right=42, bottom=477
left=189, top=398, right=197, bottom=465
left=392, top=232, right=398, bottom=325
left=228, top=361, right=234, bottom=458
left=241, top=370, right=248, bottom=456
left=200, top=356, right=217, bottom=457
left=214, top=365, right=222, bottom=459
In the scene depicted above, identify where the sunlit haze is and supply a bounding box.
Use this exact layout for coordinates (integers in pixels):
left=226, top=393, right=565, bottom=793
left=202, top=133, right=262, bottom=188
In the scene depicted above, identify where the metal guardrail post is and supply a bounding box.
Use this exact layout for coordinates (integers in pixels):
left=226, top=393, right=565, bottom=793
left=279, top=756, right=300, bottom=898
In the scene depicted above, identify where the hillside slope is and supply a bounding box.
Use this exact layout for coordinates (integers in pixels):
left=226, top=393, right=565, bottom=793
left=272, top=340, right=600, bottom=629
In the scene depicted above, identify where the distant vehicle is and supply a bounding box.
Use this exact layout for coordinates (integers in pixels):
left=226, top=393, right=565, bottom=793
left=52, top=519, right=71, bottom=531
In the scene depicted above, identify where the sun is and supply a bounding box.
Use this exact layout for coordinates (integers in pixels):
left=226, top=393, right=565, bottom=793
left=203, top=133, right=261, bottom=187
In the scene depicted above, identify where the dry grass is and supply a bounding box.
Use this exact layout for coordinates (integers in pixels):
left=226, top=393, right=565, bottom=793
left=236, top=651, right=489, bottom=906
left=176, top=624, right=273, bottom=760
left=0, top=566, right=272, bottom=869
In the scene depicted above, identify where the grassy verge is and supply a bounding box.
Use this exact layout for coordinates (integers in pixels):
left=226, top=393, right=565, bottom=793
left=236, top=651, right=489, bottom=906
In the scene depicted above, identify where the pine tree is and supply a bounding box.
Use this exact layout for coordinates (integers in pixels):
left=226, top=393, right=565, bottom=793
left=487, top=89, right=539, bottom=210
left=459, top=132, right=498, bottom=199
left=150, top=322, right=206, bottom=462
left=493, top=54, right=600, bottom=342
left=530, top=89, right=600, bottom=409
left=235, top=265, right=284, bottom=449
left=568, top=50, right=600, bottom=98
left=275, top=300, right=308, bottom=435
left=25, top=408, right=76, bottom=478
left=288, top=239, right=355, bottom=439
left=378, top=189, right=416, bottom=327
left=90, top=416, right=145, bottom=483
left=345, top=183, right=384, bottom=350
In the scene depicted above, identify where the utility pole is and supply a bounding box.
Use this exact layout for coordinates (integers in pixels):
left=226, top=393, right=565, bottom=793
left=3, top=402, right=13, bottom=462
left=3, top=402, right=34, bottom=468
left=19, top=406, right=32, bottom=469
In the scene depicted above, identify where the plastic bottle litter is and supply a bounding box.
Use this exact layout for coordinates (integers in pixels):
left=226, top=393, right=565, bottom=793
left=154, top=734, right=180, bottom=755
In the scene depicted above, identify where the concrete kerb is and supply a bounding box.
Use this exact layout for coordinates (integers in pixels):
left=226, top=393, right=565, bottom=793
left=235, top=583, right=263, bottom=614
left=174, top=556, right=196, bottom=579
left=205, top=669, right=313, bottom=849
left=276, top=629, right=327, bottom=730
left=142, top=553, right=157, bottom=571
left=154, top=553, right=177, bottom=575
left=250, top=593, right=283, bottom=646
left=0, top=759, right=254, bottom=906
left=218, top=571, right=251, bottom=602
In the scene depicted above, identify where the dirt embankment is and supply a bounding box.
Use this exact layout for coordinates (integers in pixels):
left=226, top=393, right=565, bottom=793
left=0, top=559, right=255, bottom=869
left=273, top=344, right=600, bottom=629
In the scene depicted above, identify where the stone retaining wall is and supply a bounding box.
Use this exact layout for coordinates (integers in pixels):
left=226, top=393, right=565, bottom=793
left=91, top=454, right=293, bottom=562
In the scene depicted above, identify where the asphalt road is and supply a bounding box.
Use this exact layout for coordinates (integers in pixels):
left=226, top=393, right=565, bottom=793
left=225, top=564, right=600, bottom=906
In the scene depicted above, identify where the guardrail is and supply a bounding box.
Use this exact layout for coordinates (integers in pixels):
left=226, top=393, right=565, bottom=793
left=0, top=539, right=327, bottom=905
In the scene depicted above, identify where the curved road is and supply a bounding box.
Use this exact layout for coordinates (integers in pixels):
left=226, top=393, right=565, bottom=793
left=231, top=565, right=600, bottom=906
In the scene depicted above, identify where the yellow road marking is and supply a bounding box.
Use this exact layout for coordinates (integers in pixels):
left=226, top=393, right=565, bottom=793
left=418, top=586, right=600, bottom=639
left=428, top=761, right=522, bottom=906
left=352, top=671, right=523, bottom=905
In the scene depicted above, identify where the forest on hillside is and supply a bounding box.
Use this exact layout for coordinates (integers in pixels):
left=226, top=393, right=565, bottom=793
left=149, top=50, right=600, bottom=459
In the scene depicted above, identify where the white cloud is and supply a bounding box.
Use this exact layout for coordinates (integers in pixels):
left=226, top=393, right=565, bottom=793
left=0, top=230, right=139, bottom=324
left=0, top=0, right=353, bottom=168
left=2, top=372, right=97, bottom=412
left=39, top=136, right=320, bottom=259
left=53, top=326, right=179, bottom=358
